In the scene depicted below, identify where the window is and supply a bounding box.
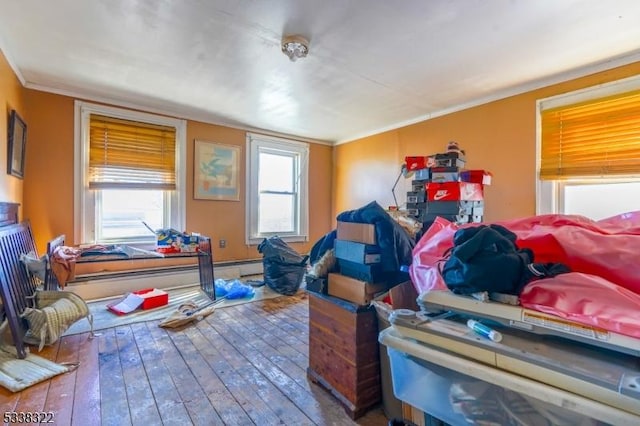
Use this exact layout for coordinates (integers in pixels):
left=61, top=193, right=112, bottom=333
left=246, top=133, right=309, bottom=245
left=75, top=101, right=186, bottom=245
left=537, top=75, right=640, bottom=220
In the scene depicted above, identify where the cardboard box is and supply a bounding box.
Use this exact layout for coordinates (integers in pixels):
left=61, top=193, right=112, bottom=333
left=328, top=273, right=387, bottom=305
left=388, top=280, right=420, bottom=311
left=338, top=259, right=385, bottom=283
left=133, top=288, right=169, bottom=310
left=334, top=239, right=381, bottom=264
left=336, top=221, right=377, bottom=245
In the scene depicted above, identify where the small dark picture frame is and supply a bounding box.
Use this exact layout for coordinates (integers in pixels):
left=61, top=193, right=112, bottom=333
left=7, top=110, right=27, bottom=179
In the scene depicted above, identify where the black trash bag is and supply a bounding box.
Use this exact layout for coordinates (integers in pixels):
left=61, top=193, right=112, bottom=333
left=258, top=236, right=308, bottom=296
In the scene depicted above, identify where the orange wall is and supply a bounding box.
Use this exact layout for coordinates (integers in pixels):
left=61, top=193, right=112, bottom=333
left=334, top=62, right=640, bottom=222
left=15, top=50, right=640, bottom=255
left=0, top=49, right=26, bottom=210
left=22, top=91, right=333, bottom=258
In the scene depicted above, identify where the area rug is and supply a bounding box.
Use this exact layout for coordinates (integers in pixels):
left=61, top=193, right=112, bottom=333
left=62, top=283, right=283, bottom=336
left=0, top=343, right=70, bottom=392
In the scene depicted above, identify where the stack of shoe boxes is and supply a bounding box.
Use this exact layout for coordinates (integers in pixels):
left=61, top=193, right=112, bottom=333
left=404, top=151, right=491, bottom=227
left=328, top=221, right=388, bottom=306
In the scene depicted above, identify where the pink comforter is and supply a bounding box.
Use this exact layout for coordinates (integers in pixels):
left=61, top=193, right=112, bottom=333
left=409, top=211, right=640, bottom=338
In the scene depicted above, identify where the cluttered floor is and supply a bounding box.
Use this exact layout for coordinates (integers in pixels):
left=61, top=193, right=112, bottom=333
left=0, top=289, right=388, bottom=426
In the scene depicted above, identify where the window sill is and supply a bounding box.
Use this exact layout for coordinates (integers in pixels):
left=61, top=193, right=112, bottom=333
left=247, top=235, right=308, bottom=246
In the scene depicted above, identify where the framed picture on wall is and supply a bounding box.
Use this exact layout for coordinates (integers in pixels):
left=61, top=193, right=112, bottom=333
left=194, top=140, right=241, bottom=201
left=7, top=110, right=27, bottom=179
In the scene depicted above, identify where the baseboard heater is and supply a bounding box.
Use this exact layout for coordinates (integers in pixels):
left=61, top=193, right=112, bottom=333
left=67, top=259, right=264, bottom=301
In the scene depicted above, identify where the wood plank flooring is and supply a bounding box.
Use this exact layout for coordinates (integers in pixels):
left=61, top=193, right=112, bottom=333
left=0, top=291, right=389, bottom=425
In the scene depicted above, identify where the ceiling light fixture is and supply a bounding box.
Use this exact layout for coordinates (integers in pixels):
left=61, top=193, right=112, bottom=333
left=281, top=35, right=309, bottom=62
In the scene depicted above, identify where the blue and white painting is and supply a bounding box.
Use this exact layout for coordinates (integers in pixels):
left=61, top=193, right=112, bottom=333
left=194, top=141, right=240, bottom=200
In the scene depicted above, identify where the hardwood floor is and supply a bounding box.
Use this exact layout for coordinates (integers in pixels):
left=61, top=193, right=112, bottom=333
left=0, top=291, right=389, bottom=425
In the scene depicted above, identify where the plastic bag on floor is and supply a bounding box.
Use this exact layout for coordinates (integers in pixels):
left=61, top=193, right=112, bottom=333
left=258, top=236, right=308, bottom=296
left=214, top=279, right=255, bottom=299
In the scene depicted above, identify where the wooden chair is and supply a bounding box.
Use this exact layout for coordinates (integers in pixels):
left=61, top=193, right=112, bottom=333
left=0, top=225, right=90, bottom=359
left=44, top=234, right=65, bottom=291
left=197, top=236, right=216, bottom=301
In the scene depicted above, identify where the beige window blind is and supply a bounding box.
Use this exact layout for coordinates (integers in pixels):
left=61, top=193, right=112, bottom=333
left=89, top=114, right=176, bottom=189
left=540, top=89, right=640, bottom=180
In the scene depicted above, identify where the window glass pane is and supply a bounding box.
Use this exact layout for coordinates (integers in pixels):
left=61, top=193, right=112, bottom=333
left=98, top=189, right=164, bottom=240
left=259, top=193, right=294, bottom=233
left=563, top=182, right=640, bottom=220
left=259, top=152, right=293, bottom=192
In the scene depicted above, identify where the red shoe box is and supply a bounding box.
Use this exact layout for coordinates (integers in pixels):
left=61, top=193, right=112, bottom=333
left=425, top=182, right=484, bottom=201
left=133, top=288, right=169, bottom=310
left=460, top=169, right=493, bottom=185
left=405, top=156, right=431, bottom=171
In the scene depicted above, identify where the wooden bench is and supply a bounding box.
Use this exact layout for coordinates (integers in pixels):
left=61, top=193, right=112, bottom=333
left=0, top=221, right=41, bottom=358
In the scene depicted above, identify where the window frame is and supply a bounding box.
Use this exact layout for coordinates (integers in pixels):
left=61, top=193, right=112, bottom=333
left=245, top=132, right=309, bottom=245
left=74, top=101, right=186, bottom=245
left=536, top=74, right=640, bottom=216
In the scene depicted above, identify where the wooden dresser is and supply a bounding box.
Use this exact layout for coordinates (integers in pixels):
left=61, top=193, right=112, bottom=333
left=307, top=291, right=381, bottom=419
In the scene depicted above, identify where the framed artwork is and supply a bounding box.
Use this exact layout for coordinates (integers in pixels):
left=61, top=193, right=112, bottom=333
left=194, top=140, right=240, bottom=201
left=7, top=110, right=27, bottom=179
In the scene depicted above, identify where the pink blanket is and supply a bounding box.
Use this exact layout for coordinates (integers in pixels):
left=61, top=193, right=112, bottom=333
left=409, top=211, right=640, bottom=337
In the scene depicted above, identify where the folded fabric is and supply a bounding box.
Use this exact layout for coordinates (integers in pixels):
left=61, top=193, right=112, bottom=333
left=520, top=272, right=640, bottom=339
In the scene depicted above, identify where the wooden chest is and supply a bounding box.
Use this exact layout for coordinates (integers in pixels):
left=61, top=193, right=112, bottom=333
left=307, top=291, right=381, bottom=419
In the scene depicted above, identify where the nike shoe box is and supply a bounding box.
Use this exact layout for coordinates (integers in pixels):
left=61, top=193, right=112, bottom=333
left=434, top=153, right=466, bottom=168
left=425, top=182, right=483, bottom=201
left=405, top=156, right=433, bottom=171
left=413, top=168, right=431, bottom=181
left=411, top=179, right=429, bottom=192
left=430, top=167, right=460, bottom=183
left=459, top=169, right=493, bottom=186
left=406, top=191, right=426, bottom=204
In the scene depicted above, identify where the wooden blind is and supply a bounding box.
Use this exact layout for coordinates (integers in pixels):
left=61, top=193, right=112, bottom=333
left=540, top=89, right=640, bottom=180
left=89, top=114, right=176, bottom=189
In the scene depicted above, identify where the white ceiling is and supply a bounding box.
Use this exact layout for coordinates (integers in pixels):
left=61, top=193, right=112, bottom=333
left=1, top=1, right=640, bottom=144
